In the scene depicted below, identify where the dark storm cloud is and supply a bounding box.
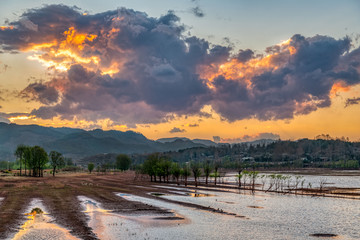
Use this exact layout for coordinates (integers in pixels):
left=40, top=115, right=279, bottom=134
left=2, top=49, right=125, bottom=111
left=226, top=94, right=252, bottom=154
left=210, top=34, right=360, bottom=121
left=236, top=49, right=254, bottom=62
left=1, top=5, right=360, bottom=125
left=345, top=97, right=360, bottom=107
left=0, top=5, right=223, bottom=123
left=21, top=82, right=59, bottom=104
left=169, top=127, right=186, bottom=133
left=191, top=6, right=205, bottom=18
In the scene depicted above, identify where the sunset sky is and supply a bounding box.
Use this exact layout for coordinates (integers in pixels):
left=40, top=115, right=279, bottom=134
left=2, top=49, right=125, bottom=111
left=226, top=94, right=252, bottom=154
left=0, top=0, right=360, bottom=142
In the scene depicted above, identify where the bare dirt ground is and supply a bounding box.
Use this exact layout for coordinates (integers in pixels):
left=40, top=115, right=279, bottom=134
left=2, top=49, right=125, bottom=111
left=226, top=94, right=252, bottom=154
left=1, top=170, right=359, bottom=239
left=0, top=172, right=234, bottom=239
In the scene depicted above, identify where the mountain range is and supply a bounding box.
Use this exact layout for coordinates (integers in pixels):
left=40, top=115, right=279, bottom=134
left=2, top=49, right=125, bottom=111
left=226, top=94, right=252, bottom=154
left=0, top=123, right=210, bottom=161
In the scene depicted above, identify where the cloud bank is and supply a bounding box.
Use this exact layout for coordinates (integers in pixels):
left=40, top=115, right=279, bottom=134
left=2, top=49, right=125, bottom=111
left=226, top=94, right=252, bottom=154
left=1, top=5, right=360, bottom=126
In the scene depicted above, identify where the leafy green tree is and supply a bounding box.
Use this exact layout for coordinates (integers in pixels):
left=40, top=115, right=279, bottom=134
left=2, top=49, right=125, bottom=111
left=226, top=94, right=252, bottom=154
left=181, top=165, right=191, bottom=186
left=116, top=154, right=131, bottom=171
left=191, top=161, right=202, bottom=187
left=213, top=161, right=221, bottom=185
left=203, top=160, right=212, bottom=185
left=65, top=158, right=74, bottom=166
left=249, top=171, right=259, bottom=191
left=31, top=146, right=48, bottom=177
left=160, top=157, right=172, bottom=182
left=236, top=173, right=243, bottom=188
left=88, top=162, right=95, bottom=174
left=23, top=146, right=33, bottom=176
left=15, top=144, right=27, bottom=176
left=49, top=151, right=65, bottom=177
left=143, top=153, right=160, bottom=182
left=171, top=163, right=181, bottom=185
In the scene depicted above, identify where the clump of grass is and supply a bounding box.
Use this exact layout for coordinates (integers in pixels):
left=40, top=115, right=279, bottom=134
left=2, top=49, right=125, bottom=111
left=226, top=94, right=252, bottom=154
left=151, top=192, right=165, bottom=196
left=30, top=208, right=43, bottom=214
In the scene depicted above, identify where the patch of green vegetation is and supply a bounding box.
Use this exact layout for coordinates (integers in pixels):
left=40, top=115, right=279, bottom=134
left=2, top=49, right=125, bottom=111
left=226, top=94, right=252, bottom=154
left=151, top=193, right=165, bottom=196
left=31, top=208, right=44, bottom=214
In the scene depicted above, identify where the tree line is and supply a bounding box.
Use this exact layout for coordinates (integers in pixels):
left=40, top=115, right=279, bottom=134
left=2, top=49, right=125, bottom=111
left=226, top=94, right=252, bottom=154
left=13, top=144, right=65, bottom=177
left=131, top=138, right=360, bottom=170
left=139, top=153, right=226, bottom=187
left=87, top=154, right=132, bottom=174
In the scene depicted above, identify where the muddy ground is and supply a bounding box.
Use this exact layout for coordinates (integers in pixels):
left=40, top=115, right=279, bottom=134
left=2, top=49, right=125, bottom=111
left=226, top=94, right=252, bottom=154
left=0, top=172, right=234, bottom=239
left=0, top=170, right=359, bottom=239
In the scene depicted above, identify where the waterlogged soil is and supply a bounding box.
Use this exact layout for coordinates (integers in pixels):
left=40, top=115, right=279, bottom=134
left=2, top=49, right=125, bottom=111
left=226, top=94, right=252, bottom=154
left=0, top=172, right=183, bottom=239
left=11, top=199, right=79, bottom=240
left=0, top=171, right=359, bottom=239
left=0, top=172, right=232, bottom=239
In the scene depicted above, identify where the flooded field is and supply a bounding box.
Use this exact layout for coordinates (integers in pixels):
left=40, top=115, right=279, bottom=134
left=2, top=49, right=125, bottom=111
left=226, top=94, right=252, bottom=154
left=9, top=199, right=78, bottom=240
left=221, top=173, right=360, bottom=189
left=2, top=172, right=359, bottom=240
left=73, top=188, right=360, bottom=240
left=78, top=195, right=187, bottom=240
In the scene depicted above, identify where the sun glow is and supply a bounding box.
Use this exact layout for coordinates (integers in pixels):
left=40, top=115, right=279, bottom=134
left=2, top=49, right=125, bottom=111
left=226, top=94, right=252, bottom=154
left=8, top=115, right=35, bottom=122
left=62, top=27, right=97, bottom=50
left=24, top=27, right=100, bottom=71
left=0, top=26, right=14, bottom=30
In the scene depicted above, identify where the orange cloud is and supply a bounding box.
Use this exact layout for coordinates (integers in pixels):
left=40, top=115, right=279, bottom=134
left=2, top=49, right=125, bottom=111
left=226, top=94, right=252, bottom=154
left=198, top=38, right=295, bottom=89
left=62, top=27, right=97, bottom=50
left=330, top=81, right=351, bottom=97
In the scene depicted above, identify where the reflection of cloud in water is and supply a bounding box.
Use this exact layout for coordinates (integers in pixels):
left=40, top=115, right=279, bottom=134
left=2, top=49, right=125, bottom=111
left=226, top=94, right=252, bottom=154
left=10, top=199, right=78, bottom=240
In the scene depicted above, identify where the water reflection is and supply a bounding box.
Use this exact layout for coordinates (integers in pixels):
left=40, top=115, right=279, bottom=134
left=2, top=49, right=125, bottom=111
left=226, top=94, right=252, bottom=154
left=187, top=190, right=216, bottom=197
left=118, top=188, right=359, bottom=239
left=10, top=199, right=78, bottom=240
left=78, top=195, right=187, bottom=240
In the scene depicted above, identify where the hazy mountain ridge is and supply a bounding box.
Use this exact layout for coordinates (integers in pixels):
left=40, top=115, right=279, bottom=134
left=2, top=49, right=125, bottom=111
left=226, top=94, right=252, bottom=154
left=0, top=123, right=207, bottom=161
left=157, top=137, right=217, bottom=146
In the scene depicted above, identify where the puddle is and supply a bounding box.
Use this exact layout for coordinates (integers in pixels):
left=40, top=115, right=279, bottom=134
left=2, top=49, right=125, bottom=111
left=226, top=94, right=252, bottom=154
left=150, top=192, right=167, bottom=196
left=151, top=185, right=189, bottom=191
left=310, top=233, right=338, bottom=238
left=79, top=195, right=187, bottom=240
left=10, top=199, right=79, bottom=240
left=186, top=192, right=216, bottom=197
left=247, top=205, right=264, bottom=209
left=217, top=201, right=235, bottom=204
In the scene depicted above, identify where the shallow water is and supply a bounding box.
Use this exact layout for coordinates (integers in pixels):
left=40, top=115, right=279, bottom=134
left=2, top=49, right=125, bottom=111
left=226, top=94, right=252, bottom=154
left=9, top=199, right=79, bottom=240
left=7, top=174, right=360, bottom=240
left=115, top=189, right=360, bottom=240
left=223, top=172, right=360, bottom=189
left=78, top=195, right=187, bottom=240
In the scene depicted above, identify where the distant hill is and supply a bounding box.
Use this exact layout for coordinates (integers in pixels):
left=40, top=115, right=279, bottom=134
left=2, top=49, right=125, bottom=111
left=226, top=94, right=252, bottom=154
left=0, top=123, right=207, bottom=161
left=245, top=139, right=278, bottom=146
left=157, top=137, right=190, bottom=143
left=157, top=137, right=217, bottom=146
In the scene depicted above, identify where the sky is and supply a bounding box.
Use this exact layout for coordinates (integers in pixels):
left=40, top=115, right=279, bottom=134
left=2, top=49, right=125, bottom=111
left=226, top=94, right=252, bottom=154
left=0, top=0, right=360, bottom=142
